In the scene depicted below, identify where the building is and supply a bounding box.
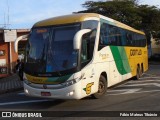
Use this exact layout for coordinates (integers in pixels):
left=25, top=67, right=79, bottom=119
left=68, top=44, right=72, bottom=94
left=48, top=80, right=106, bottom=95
left=0, top=29, right=30, bottom=78
left=151, top=38, right=160, bottom=57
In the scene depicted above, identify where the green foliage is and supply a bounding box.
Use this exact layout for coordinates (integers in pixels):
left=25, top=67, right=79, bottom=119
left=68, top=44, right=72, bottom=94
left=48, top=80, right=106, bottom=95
left=78, top=0, right=160, bottom=43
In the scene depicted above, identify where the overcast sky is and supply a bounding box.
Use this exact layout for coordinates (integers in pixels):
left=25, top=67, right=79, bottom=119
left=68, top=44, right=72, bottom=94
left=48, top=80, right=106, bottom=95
left=0, top=0, right=159, bottom=29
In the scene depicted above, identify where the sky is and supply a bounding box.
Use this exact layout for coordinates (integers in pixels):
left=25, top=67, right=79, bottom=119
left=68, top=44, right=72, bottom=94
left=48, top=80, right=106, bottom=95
left=0, top=0, right=160, bottom=29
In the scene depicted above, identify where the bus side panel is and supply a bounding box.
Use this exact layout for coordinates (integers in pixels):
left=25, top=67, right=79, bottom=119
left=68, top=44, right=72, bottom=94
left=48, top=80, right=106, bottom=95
left=124, top=46, right=148, bottom=77
left=109, top=46, right=132, bottom=82
left=80, top=63, right=99, bottom=97
left=95, top=46, right=123, bottom=87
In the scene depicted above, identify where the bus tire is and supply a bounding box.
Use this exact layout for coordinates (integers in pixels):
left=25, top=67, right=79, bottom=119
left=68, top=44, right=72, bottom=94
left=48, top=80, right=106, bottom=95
left=92, top=75, right=107, bottom=99
left=139, top=66, right=142, bottom=77
left=133, top=66, right=140, bottom=80
left=141, top=64, right=144, bottom=74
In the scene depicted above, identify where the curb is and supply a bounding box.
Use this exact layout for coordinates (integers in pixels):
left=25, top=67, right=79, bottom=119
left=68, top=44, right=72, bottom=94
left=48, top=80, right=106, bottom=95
left=0, top=73, right=23, bottom=95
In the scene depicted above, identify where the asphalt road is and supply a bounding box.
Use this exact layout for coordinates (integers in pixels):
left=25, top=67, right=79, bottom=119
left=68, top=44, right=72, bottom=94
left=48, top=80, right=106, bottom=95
left=0, top=64, right=160, bottom=120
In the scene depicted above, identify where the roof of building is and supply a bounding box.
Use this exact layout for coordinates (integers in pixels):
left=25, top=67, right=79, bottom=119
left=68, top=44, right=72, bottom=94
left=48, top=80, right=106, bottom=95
left=0, top=29, right=30, bottom=33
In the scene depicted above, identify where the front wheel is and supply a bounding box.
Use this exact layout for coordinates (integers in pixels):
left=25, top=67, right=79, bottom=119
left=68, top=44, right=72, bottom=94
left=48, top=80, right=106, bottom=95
left=92, top=75, right=107, bottom=99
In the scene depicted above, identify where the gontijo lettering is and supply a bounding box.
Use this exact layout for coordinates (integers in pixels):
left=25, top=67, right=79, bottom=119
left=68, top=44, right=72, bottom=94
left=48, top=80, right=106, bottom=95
left=130, top=49, right=142, bottom=56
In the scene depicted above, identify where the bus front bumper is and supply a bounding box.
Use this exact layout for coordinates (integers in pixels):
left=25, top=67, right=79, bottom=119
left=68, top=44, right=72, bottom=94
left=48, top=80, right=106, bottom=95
left=23, top=82, right=83, bottom=99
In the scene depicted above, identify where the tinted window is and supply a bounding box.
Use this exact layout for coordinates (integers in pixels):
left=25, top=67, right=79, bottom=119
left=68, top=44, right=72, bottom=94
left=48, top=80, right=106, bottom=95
left=98, top=20, right=146, bottom=50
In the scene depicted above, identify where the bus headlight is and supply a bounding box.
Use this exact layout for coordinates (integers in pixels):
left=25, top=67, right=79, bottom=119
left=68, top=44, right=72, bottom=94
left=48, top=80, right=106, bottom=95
left=62, top=77, right=82, bottom=87
left=25, top=88, right=29, bottom=94
left=64, top=79, right=76, bottom=86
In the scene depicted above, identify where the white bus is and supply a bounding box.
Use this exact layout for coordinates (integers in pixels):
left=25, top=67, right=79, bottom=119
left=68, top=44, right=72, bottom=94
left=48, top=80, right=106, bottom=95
left=15, top=13, right=148, bottom=99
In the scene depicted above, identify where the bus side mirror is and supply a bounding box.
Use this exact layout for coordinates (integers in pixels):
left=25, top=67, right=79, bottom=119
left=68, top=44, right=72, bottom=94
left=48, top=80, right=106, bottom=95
left=73, top=29, right=91, bottom=50
left=14, top=34, right=29, bottom=53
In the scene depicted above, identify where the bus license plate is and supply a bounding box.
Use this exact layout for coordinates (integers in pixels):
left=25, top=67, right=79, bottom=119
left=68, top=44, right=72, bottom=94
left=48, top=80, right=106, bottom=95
left=41, top=92, right=51, bottom=96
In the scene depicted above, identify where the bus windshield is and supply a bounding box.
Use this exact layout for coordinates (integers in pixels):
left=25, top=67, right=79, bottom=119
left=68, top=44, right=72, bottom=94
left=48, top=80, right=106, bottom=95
left=25, top=24, right=80, bottom=74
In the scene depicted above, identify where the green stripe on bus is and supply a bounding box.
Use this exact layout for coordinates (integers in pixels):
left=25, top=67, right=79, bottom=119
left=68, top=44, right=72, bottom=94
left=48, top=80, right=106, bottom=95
left=110, top=46, right=131, bottom=75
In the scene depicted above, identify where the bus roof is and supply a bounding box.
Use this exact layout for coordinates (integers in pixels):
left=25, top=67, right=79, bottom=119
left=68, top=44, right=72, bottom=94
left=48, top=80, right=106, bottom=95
left=33, top=13, right=99, bottom=27
left=33, top=13, right=144, bottom=35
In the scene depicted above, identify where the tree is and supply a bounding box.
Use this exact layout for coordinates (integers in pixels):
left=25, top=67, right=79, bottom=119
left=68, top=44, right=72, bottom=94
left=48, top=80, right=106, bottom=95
left=77, top=0, right=160, bottom=44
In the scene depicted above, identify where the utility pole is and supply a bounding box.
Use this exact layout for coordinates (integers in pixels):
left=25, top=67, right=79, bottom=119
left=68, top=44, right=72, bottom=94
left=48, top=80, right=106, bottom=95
left=0, top=0, right=10, bottom=29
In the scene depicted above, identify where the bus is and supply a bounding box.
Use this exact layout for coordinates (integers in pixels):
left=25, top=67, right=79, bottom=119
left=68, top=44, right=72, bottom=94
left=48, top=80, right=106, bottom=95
left=14, top=13, right=148, bottom=99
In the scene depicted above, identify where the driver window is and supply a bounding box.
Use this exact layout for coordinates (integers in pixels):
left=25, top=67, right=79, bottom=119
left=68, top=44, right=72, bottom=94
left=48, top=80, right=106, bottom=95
left=81, top=33, right=90, bottom=63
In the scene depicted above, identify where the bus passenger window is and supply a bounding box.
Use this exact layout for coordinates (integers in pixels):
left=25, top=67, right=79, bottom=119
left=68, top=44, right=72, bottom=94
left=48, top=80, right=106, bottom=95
left=126, top=32, right=133, bottom=46
left=100, top=23, right=108, bottom=45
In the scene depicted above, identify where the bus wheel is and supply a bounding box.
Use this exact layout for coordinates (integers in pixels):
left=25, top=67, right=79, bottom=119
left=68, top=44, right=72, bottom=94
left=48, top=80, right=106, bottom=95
left=92, top=75, right=107, bottom=99
left=133, top=66, right=140, bottom=80
left=139, top=66, right=142, bottom=77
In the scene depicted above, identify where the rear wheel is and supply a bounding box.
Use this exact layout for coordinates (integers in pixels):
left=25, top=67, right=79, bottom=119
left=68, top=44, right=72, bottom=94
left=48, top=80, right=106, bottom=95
left=92, top=75, right=107, bottom=99
left=139, top=66, right=142, bottom=77
left=141, top=64, right=144, bottom=75
left=133, top=66, right=141, bottom=80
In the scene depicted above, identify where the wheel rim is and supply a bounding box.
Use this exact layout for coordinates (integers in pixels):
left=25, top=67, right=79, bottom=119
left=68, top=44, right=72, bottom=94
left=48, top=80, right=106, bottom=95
left=98, top=80, right=105, bottom=94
